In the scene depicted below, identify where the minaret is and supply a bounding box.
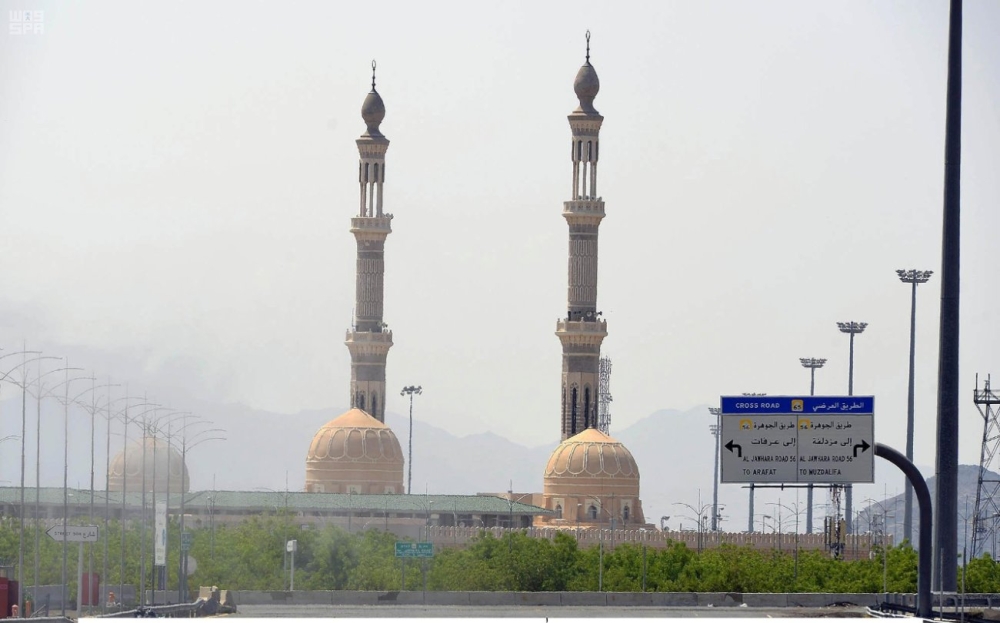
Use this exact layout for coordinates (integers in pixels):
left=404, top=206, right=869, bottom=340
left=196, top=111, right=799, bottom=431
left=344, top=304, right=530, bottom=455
left=557, top=33, right=608, bottom=440
left=345, top=61, right=393, bottom=422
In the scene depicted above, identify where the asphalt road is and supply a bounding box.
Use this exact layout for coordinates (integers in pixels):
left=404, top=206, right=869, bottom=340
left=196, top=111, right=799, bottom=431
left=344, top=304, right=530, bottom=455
left=229, top=604, right=870, bottom=618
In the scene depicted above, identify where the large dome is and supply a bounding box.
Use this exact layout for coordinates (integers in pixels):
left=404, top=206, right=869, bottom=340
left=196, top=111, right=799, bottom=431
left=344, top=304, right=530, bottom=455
left=539, top=428, right=647, bottom=527
left=305, top=408, right=404, bottom=494
left=108, top=436, right=189, bottom=493
left=545, top=428, right=639, bottom=487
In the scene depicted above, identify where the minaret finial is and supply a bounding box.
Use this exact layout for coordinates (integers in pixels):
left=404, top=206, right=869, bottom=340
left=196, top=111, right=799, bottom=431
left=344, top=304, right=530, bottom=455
left=585, top=30, right=590, bottom=64
left=371, top=59, right=377, bottom=91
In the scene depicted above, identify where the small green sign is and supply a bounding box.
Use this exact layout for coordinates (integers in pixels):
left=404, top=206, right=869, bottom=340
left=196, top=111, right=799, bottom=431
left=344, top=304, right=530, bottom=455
left=394, top=541, right=433, bottom=558
left=181, top=531, right=193, bottom=551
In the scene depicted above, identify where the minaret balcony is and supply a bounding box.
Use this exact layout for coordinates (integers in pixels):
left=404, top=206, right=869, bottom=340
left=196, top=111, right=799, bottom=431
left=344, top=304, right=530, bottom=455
left=345, top=329, right=393, bottom=342
left=351, top=214, right=392, bottom=234
left=555, top=318, right=608, bottom=347
left=563, top=200, right=605, bottom=223
left=345, top=329, right=394, bottom=356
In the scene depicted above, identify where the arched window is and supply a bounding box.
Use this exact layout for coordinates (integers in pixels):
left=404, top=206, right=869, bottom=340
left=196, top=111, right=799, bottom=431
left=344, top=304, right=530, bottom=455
left=584, top=386, right=591, bottom=429
left=576, top=140, right=582, bottom=161
left=588, top=505, right=598, bottom=520
left=364, top=162, right=370, bottom=182
left=555, top=504, right=563, bottom=519
left=587, top=141, right=593, bottom=161
left=374, top=163, right=379, bottom=181
left=571, top=386, right=578, bottom=432
left=623, top=506, right=630, bottom=522
left=357, top=393, right=366, bottom=411
left=371, top=394, right=378, bottom=418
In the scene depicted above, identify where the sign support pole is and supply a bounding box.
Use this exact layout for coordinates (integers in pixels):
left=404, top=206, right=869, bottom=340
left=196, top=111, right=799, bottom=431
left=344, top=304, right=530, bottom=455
left=76, top=541, right=83, bottom=619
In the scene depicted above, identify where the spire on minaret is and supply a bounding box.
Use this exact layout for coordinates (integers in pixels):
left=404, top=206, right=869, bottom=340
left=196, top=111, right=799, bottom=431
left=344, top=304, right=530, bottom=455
left=346, top=63, right=394, bottom=422
left=557, top=33, right=607, bottom=441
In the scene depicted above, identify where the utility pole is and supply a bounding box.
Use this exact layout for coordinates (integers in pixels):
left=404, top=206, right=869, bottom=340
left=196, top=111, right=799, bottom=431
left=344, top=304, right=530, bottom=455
left=708, top=407, right=721, bottom=532
left=934, top=0, right=963, bottom=593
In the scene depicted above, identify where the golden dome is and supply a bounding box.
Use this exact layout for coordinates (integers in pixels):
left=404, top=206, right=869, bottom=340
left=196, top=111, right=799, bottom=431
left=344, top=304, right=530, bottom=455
left=108, top=436, right=189, bottom=493
left=544, top=428, right=639, bottom=483
left=539, top=428, right=647, bottom=527
left=305, top=408, right=404, bottom=494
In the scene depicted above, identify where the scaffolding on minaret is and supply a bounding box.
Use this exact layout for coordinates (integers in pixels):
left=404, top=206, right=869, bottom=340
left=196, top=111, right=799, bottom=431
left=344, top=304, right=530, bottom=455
left=971, top=374, right=1000, bottom=559
left=598, top=356, right=612, bottom=434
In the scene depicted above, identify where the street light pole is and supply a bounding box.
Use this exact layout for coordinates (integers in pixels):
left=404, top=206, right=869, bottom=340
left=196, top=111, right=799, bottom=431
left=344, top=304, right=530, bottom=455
left=799, top=357, right=826, bottom=535
left=400, top=386, right=422, bottom=494
left=897, top=269, right=932, bottom=545
left=837, top=321, right=867, bottom=534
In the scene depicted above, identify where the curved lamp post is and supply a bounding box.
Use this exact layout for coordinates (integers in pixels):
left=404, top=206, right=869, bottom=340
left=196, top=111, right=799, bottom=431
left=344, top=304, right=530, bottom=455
left=0, top=351, right=59, bottom=612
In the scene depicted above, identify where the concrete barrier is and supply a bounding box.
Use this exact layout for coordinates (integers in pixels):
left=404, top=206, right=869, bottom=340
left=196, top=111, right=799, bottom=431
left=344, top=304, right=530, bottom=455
left=560, top=592, right=607, bottom=606
left=224, top=590, right=906, bottom=608
left=512, top=592, right=562, bottom=606
left=745, top=593, right=788, bottom=607
left=422, top=591, right=469, bottom=606
left=468, top=592, right=515, bottom=606
left=606, top=592, right=654, bottom=606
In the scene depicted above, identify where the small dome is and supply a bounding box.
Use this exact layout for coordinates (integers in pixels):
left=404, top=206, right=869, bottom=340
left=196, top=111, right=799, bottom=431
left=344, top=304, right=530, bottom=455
left=361, top=90, right=386, bottom=137
left=573, top=63, right=600, bottom=115
left=305, top=408, right=404, bottom=494
left=108, top=437, right=189, bottom=494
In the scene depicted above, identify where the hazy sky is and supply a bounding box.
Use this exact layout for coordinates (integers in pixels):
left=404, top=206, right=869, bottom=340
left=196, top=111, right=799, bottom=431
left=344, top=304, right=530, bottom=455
left=1, top=0, right=998, bottom=478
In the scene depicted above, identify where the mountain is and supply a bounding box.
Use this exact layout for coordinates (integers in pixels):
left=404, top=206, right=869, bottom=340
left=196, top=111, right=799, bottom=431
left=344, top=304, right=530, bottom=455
left=0, top=393, right=980, bottom=546
left=857, top=464, right=997, bottom=555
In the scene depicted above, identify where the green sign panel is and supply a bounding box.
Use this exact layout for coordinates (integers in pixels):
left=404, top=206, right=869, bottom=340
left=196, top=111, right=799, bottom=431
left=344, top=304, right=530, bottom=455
left=394, top=541, right=433, bottom=558
left=181, top=531, right=193, bottom=551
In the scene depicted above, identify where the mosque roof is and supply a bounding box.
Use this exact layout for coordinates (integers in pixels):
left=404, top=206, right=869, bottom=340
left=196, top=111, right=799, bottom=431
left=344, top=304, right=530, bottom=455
left=0, top=487, right=553, bottom=515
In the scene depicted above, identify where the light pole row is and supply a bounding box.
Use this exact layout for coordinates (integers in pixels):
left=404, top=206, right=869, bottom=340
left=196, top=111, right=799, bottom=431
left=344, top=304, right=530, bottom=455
left=0, top=345, right=224, bottom=616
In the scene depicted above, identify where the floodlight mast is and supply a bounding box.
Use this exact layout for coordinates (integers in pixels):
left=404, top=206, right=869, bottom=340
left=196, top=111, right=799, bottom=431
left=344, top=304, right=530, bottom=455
left=400, top=385, right=423, bottom=494
left=799, top=357, right=826, bottom=534
left=836, top=321, right=867, bottom=533
left=897, top=269, right=932, bottom=545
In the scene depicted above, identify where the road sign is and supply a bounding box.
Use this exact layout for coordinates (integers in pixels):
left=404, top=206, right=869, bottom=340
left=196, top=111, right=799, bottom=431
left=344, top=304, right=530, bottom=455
left=720, top=396, right=874, bottom=484
left=394, top=541, right=434, bottom=558
left=46, top=524, right=99, bottom=543
left=155, top=502, right=167, bottom=565
left=181, top=531, right=193, bottom=551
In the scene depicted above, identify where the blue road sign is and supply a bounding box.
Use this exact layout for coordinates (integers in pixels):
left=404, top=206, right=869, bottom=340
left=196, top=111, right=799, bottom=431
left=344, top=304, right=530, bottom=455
left=719, top=396, right=874, bottom=484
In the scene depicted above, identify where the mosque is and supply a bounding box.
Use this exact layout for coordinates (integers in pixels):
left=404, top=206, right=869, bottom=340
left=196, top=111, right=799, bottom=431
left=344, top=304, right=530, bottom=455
left=300, top=36, right=651, bottom=531
left=0, top=37, right=880, bottom=561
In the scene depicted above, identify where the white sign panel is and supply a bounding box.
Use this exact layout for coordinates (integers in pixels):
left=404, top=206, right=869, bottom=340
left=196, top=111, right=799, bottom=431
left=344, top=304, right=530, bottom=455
left=720, top=396, right=874, bottom=484
left=155, top=501, right=167, bottom=565
left=46, top=524, right=99, bottom=543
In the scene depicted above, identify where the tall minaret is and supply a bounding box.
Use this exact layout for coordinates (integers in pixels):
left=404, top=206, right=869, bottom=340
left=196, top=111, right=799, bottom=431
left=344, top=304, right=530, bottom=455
left=557, top=33, right=608, bottom=440
left=345, top=62, right=393, bottom=422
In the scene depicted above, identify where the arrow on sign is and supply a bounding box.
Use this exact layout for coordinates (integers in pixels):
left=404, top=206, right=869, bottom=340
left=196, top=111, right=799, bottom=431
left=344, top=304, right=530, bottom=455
left=725, top=440, right=742, bottom=458
left=853, top=440, right=871, bottom=458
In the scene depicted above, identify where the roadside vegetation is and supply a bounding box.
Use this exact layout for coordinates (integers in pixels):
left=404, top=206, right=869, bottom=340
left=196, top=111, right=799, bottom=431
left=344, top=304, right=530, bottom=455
left=3, top=514, right=994, bottom=594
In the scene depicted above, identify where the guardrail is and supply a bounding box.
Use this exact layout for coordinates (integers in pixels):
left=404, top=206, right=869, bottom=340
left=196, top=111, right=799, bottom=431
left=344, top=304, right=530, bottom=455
left=97, top=599, right=205, bottom=618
